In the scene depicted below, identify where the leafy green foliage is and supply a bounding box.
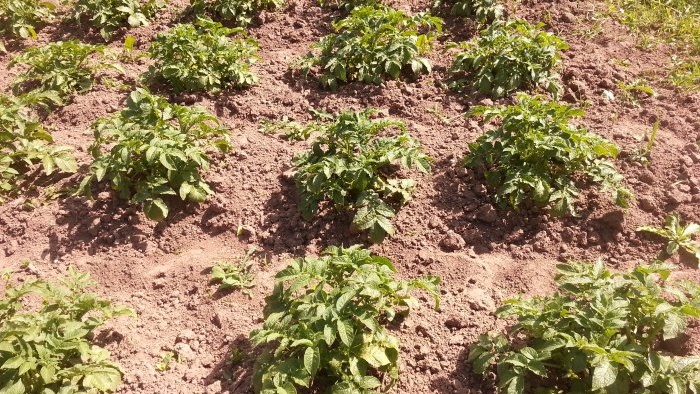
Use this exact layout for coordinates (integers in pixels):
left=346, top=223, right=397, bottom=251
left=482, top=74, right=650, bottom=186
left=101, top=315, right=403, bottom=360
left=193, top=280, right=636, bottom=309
left=261, top=116, right=321, bottom=141
left=638, top=213, right=700, bottom=262
left=154, top=351, right=180, bottom=372
left=468, top=260, right=700, bottom=394
left=434, top=0, right=504, bottom=22
left=10, top=40, right=121, bottom=102
left=0, top=93, right=77, bottom=202
left=617, top=78, right=656, bottom=107
left=449, top=19, right=568, bottom=98
left=292, top=109, right=430, bottom=242
left=78, top=88, right=231, bottom=221
left=148, top=17, right=259, bottom=93
left=210, top=248, right=256, bottom=294
left=251, top=245, right=440, bottom=394
left=0, top=0, right=55, bottom=41
left=669, top=59, right=700, bottom=91
left=609, top=0, right=700, bottom=55
left=316, top=0, right=374, bottom=11
left=190, top=0, right=282, bottom=26
left=464, top=94, right=631, bottom=216
left=0, top=268, right=135, bottom=394
left=72, top=0, right=165, bottom=40
left=300, top=4, right=443, bottom=89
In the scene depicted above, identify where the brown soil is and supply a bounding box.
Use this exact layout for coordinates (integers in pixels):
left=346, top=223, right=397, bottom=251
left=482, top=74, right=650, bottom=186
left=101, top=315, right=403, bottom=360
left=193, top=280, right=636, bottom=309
left=1, top=0, right=700, bottom=393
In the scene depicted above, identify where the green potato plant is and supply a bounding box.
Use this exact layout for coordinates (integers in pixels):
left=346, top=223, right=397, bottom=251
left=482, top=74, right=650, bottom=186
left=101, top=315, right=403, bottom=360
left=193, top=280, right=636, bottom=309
left=72, top=0, right=165, bottom=40
left=638, top=213, right=700, bottom=262
left=9, top=40, right=122, bottom=102
left=78, top=88, right=231, bottom=221
left=190, top=0, right=282, bottom=26
left=291, top=109, right=431, bottom=242
left=251, top=245, right=440, bottom=394
left=0, top=93, right=77, bottom=203
left=0, top=0, right=56, bottom=49
left=148, top=17, right=259, bottom=93
left=300, top=4, right=443, bottom=89
left=434, top=0, right=504, bottom=23
left=464, top=94, right=631, bottom=216
left=450, top=19, right=568, bottom=98
left=469, top=260, right=700, bottom=393
left=0, top=268, right=136, bottom=394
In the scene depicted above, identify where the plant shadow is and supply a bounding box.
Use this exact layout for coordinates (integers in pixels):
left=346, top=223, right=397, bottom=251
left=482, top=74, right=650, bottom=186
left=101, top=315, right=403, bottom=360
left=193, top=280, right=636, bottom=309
left=430, top=157, right=627, bottom=256
left=256, top=169, right=371, bottom=255
left=204, top=334, right=257, bottom=394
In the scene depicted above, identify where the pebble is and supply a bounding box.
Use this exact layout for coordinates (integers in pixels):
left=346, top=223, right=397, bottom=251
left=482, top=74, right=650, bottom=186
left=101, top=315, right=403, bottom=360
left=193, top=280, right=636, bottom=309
left=439, top=231, right=466, bottom=251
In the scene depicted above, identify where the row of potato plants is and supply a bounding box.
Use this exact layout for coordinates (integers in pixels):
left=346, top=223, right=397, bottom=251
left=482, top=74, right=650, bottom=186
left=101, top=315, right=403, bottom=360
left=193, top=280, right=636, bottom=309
left=2, top=0, right=631, bottom=231
left=4, top=238, right=700, bottom=394
left=0, top=0, right=280, bottom=44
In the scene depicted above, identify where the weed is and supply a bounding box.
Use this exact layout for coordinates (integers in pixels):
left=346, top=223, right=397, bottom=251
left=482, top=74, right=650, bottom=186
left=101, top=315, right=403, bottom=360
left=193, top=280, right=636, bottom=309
left=608, top=0, right=700, bottom=54
left=210, top=248, right=256, bottom=294
left=0, top=268, right=136, bottom=393
left=617, top=78, right=655, bottom=107
left=155, top=351, right=180, bottom=372
left=1, top=93, right=77, bottom=203
left=300, top=4, right=443, bottom=89
left=449, top=19, right=568, bottom=98
left=260, top=116, right=324, bottom=141
left=251, top=245, right=440, bottom=393
left=630, top=120, right=659, bottom=167
left=465, top=94, right=631, bottom=216
left=72, top=0, right=165, bottom=40
left=78, top=88, right=231, bottom=221
left=469, top=260, right=700, bottom=393
left=190, top=0, right=282, bottom=26
left=9, top=40, right=123, bottom=102
left=669, top=58, right=700, bottom=91
left=148, top=17, right=259, bottom=93
left=638, top=213, right=700, bottom=262
left=293, top=109, right=431, bottom=242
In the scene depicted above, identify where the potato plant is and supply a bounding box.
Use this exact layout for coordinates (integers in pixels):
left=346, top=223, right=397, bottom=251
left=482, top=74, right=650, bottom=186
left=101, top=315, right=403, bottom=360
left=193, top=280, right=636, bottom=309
left=292, top=109, right=430, bottom=242
left=148, top=17, right=259, bottom=93
left=9, top=40, right=121, bottom=102
left=72, top=0, right=165, bottom=40
left=469, top=260, right=700, bottom=393
left=300, top=4, right=443, bottom=89
left=434, top=0, right=504, bottom=22
left=0, top=0, right=55, bottom=43
left=190, top=0, right=282, bottom=26
left=78, top=88, right=231, bottom=221
left=251, top=245, right=440, bottom=394
left=0, top=268, right=135, bottom=394
left=0, top=93, right=77, bottom=202
left=450, top=19, right=568, bottom=98
left=465, top=94, right=631, bottom=216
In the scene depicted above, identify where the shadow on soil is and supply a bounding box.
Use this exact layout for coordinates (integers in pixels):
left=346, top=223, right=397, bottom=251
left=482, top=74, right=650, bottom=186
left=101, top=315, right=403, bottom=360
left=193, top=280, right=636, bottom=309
left=205, top=335, right=257, bottom=394
left=256, top=172, right=370, bottom=254
left=430, top=158, right=627, bottom=255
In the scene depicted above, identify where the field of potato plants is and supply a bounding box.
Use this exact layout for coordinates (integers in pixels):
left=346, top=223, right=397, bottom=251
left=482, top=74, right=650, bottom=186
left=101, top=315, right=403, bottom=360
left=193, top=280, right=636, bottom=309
left=1, top=0, right=700, bottom=392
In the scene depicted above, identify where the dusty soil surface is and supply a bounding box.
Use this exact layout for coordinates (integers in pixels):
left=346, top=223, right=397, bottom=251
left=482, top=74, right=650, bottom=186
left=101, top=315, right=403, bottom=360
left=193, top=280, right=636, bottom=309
left=1, top=0, right=700, bottom=393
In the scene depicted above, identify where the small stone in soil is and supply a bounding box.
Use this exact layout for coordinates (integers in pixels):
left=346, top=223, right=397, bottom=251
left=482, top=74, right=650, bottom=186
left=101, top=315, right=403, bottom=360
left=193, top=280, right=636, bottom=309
left=439, top=231, right=466, bottom=251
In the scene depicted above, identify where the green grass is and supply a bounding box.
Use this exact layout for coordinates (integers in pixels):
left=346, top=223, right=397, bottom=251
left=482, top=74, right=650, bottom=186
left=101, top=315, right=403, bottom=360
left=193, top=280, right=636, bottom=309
left=609, top=0, right=700, bottom=54
left=608, top=0, right=700, bottom=91
left=669, top=59, right=700, bottom=91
